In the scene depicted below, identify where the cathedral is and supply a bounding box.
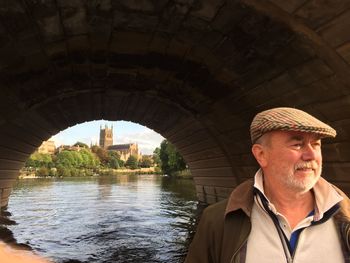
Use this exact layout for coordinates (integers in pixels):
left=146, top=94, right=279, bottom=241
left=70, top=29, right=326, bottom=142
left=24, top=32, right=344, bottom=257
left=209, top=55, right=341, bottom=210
left=99, top=125, right=140, bottom=162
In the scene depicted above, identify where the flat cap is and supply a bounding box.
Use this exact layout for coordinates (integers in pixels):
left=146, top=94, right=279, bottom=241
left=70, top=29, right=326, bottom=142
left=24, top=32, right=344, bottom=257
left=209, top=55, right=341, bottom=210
left=250, top=107, right=336, bottom=143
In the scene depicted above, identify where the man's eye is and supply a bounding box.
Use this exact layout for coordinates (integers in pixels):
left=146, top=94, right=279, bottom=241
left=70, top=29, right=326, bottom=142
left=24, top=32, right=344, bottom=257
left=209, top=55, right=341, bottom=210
left=312, top=142, right=321, bottom=148
left=292, top=144, right=302, bottom=149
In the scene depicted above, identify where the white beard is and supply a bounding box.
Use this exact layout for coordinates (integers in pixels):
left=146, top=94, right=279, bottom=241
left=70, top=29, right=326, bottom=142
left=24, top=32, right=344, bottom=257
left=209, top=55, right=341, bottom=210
left=284, top=163, right=322, bottom=193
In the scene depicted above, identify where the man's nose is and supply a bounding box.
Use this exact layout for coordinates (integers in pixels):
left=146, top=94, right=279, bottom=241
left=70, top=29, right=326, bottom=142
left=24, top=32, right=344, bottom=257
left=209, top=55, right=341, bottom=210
left=302, top=144, right=318, bottom=160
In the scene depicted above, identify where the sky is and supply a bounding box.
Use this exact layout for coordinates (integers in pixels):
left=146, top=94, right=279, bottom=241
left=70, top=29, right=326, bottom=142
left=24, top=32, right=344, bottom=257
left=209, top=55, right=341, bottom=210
left=50, top=120, right=165, bottom=155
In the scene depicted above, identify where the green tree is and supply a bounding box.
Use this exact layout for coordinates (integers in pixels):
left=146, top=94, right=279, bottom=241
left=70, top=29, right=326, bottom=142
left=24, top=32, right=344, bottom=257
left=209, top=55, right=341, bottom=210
left=125, top=155, right=138, bottom=170
left=56, top=165, right=71, bottom=177
left=153, top=147, right=161, bottom=167
left=118, top=159, right=125, bottom=167
left=107, top=151, right=120, bottom=169
left=25, top=152, right=53, bottom=168
left=36, top=166, right=49, bottom=177
left=74, top=141, right=89, bottom=148
left=80, top=149, right=100, bottom=168
left=140, top=156, right=153, bottom=168
left=55, top=149, right=99, bottom=169
left=94, top=147, right=109, bottom=165
left=91, top=145, right=100, bottom=153
left=109, top=157, right=120, bottom=169
left=158, top=140, right=186, bottom=175
left=55, top=151, right=75, bottom=167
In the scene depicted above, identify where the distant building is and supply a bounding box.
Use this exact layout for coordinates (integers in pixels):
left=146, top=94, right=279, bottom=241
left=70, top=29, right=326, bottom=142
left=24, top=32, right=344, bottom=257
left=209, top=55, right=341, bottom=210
left=99, top=125, right=140, bottom=162
left=38, top=140, right=56, bottom=154
left=99, top=125, right=113, bottom=149
left=55, top=145, right=83, bottom=153
left=108, top=143, right=140, bottom=162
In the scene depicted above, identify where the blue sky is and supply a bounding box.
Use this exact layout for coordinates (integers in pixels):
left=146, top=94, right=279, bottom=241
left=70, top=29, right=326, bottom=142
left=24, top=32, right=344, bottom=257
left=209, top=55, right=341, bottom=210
left=51, top=120, right=164, bottom=155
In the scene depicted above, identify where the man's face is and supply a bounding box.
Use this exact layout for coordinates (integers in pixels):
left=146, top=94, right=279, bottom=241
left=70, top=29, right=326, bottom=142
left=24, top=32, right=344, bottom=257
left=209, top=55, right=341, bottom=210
left=260, top=130, right=322, bottom=193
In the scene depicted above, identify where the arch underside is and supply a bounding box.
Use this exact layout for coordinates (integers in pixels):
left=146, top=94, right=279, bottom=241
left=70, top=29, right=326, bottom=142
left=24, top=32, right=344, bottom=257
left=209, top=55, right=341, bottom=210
left=0, top=0, right=350, bottom=206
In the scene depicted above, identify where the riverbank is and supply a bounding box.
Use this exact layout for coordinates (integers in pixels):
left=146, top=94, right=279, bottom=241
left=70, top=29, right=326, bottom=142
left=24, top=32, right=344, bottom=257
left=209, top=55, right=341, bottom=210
left=97, top=167, right=157, bottom=175
left=19, top=167, right=192, bottom=179
left=18, top=167, right=160, bottom=179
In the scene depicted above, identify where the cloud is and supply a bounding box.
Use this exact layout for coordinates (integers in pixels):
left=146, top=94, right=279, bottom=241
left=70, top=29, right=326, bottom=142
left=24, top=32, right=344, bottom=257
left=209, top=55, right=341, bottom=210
left=115, top=129, right=164, bottom=155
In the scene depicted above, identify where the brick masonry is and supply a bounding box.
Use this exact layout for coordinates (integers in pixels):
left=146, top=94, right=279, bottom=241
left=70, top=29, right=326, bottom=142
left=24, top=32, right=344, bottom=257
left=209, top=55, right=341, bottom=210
left=0, top=0, right=349, bottom=206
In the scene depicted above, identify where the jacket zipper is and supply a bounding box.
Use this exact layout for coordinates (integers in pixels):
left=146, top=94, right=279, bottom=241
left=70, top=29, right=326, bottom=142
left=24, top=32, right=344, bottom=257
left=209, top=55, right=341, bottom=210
left=230, top=235, right=249, bottom=263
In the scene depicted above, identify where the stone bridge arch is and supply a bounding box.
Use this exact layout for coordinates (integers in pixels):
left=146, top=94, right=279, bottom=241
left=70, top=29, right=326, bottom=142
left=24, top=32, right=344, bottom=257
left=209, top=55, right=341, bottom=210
left=0, top=0, right=350, bottom=208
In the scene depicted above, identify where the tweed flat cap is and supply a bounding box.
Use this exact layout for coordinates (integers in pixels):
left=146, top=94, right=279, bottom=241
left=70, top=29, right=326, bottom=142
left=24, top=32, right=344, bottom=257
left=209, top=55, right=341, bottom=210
left=250, top=107, right=336, bottom=143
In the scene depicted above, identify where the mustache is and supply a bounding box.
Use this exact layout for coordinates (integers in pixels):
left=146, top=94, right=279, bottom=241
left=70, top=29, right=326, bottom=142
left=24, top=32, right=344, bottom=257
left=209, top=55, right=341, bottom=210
left=294, top=162, right=318, bottom=171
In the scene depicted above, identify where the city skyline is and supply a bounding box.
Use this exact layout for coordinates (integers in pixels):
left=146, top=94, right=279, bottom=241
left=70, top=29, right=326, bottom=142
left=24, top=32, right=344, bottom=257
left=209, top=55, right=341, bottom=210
left=50, top=120, right=164, bottom=155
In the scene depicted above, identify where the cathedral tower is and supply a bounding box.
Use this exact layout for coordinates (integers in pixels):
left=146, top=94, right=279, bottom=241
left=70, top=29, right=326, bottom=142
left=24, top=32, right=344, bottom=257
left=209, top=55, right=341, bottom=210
left=99, top=124, right=113, bottom=149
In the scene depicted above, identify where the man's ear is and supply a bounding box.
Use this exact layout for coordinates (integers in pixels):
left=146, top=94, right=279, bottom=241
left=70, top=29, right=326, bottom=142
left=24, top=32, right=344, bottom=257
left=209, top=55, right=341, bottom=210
left=251, top=144, right=268, bottom=167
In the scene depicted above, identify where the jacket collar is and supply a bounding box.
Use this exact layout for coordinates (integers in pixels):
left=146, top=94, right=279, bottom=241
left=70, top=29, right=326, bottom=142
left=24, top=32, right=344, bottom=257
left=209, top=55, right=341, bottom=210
left=225, top=179, right=254, bottom=217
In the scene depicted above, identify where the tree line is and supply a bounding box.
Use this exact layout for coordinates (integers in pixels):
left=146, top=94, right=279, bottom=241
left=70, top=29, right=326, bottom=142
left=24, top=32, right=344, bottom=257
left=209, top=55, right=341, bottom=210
left=23, top=140, right=188, bottom=177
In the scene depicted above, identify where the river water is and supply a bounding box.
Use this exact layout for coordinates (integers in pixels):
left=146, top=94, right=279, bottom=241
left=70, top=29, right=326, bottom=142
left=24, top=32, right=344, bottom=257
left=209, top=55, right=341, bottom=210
left=5, top=174, right=199, bottom=263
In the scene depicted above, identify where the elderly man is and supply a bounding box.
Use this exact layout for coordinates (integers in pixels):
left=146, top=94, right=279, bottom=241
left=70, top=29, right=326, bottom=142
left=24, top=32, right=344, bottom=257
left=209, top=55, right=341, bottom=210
left=185, top=107, right=350, bottom=263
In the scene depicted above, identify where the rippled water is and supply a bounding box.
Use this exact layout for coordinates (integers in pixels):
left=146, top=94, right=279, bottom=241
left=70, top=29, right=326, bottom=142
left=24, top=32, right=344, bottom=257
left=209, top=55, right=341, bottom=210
left=6, top=174, right=199, bottom=263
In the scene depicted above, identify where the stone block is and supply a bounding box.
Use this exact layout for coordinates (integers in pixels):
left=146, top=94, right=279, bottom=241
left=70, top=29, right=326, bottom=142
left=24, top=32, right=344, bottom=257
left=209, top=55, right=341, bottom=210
left=59, top=2, right=88, bottom=35
left=193, top=175, right=237, bottom=187
left=1, top=198, right=9, bottom=209
left=199, top=30, right=223, bottom=50
left=215, top=186, right=234, bottom=199
left=203, top=185, right=216, bottom=195
left=333, top=182, right=350, bottom=196
left=39, top=15, right=62, bottom=43
left=323, top=143, right=350, bottom=162
left=167, top=38, right=190, bottom=57
left=295, top=0, right=350, bottom=29
left=0, top=179, right=16, bottom=188
left=230, top=153, right=257, bottom=167
left=268, top=0, right=306, bottom=13
left=210, top=1, right=248, bottom=34
left=0, top=147, right=27, bottom=162
left=232, top=166, right=258, bottom=179
left=313, top=95, right=350, bottom=122
left=288, top=59, right=333, bottom=86
left=205, top=194, right=217, bottom=204
left=0, top=170, right=19, bottom=180
left=190, top=0, right=225, bottom=21
left=332, top=118, right=350, bottom=141
left=166, top=119, right=202, bottom=142
left=319, top=9, right=350, bottom=48
left=109, top=31, right=150, bottom=54
left=172, top=129, right=210, bottom=149
left=195, top=184, right=204, bottom=193
left=0, top=159, right=23, bottom=170
left=264, top=73, right=298, bottom=97
left=191, top=167, right=233, bottom=178
left=1, top=188, right=12, bottom=199
left=322, top=162, right=350, bottom=183
left=67, top=35, right=89, bottom=53
left=196, top=192, right=206, bottom=203
left=179, top=138, right=219, bottom=155
left=337, top=42, right=350, bottom=65
left=113, top=0, right=156, bottom=12
left=189, top=156, right=230, bottom=169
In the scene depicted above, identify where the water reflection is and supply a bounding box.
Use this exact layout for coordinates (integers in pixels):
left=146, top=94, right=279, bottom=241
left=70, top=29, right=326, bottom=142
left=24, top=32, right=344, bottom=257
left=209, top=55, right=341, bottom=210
left=5, top=175, right=199, bottom=263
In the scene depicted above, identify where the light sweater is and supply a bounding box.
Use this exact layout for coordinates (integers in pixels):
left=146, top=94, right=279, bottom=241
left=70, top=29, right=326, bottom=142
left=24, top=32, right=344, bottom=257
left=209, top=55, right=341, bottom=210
left=245, top=170, right=344, bottom=263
